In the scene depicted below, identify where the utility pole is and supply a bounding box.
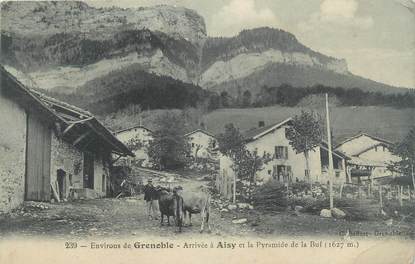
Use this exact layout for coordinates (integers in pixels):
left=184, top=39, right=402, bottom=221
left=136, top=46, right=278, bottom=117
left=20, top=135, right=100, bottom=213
left=412, top=163, right=415, bottom=201
left=325, top=93, right=335, bottom=209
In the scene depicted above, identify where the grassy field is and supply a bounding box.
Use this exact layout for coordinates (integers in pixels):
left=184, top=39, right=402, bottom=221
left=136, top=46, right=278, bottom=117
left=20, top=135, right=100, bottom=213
left=101, top=105, right=414, bottom=143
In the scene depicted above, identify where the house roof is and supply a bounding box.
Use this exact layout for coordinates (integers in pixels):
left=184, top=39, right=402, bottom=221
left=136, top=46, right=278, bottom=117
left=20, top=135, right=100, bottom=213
left=319, top=140, right=349, bottom=160
left=116, top=125, right=153, bottom=134
left=1, top=65, right=134, bottom=157
left=241, top=118, right=347, bottom=160
left=334, top=132, right=394, bottom=158
left=353, top=142, right=391, bottom=157
left=184, top=128, right=216, bottom=138
left=335, top=132, right=393, bottom=149
left=348, top=156, right=387, bottom=167
left=243, top=118, right=293, bottom=141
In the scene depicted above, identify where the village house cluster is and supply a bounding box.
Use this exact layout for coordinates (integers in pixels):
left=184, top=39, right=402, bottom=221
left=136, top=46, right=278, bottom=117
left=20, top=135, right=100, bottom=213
left=114, top=126, right=218, bottom=168
left=216, top=119, right=401, bottom=199
left=0, top=65, right=402, bottom=213
left=113, top=113, right=402, bottom=200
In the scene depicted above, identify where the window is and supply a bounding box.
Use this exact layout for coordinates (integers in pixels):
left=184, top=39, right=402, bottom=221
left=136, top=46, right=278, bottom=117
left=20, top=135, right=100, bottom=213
left=305, top=169, right=310, bottom=179
left=192, top=143, right=195, bottom=147
left=102, top=174, right=106, bottom=193
left=284, top=127, right=289, bottom=138
left=335, top=171, right=340, bottom=177
left=275, top=146, right=288, bottom=159
left=212, top=141, right=216, bottom=148
left=375, top=146, right=378, bottom=152
left=382, top=146, right=386, bottom=151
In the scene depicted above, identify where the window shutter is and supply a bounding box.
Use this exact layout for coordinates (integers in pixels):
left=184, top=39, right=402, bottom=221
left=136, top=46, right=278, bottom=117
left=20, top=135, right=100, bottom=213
left=285, top=147, right=288, bottom=159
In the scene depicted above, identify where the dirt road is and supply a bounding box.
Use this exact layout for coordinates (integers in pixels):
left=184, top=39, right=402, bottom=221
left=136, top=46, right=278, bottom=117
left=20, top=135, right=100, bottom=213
left=0, top=178, right=255, bottom=239
left=0, top=177, right=413, bottom=240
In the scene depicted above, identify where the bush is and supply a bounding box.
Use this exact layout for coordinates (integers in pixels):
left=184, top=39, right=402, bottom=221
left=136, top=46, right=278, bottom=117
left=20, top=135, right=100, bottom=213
left=290, top=181, right=311, bottom=195
left=291, top=197, right=379, bottom=221
left=253, top=180, right=288, bottom=212
left=383, top=200, right=415, bottom=222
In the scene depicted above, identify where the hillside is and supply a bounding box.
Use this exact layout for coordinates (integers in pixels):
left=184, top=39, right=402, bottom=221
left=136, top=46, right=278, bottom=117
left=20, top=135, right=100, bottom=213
left=45, top=65, right=210, bottom=115
left=208, top=63, right=407, bottom=96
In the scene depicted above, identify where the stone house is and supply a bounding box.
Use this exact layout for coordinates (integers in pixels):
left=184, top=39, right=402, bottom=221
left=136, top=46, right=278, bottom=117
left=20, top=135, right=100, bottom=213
left=184, top=129, right=217, bottom=161
left=115, top=125, right=154, bottom=167
left=218, top=118, right=348, bottom=197
left=0, top=66, right=133, bottom=213
left=335, top=133, right=401, bottom=183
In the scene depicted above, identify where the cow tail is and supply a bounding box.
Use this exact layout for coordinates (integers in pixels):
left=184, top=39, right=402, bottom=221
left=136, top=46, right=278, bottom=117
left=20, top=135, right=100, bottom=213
left=204, top=194, right=211, bottom=223
left=175, top=194, right=183, bottom=227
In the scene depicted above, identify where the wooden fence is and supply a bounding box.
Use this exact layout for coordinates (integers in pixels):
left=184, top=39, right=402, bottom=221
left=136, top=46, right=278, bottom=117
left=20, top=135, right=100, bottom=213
left=216, top=168, right=235, bottom=201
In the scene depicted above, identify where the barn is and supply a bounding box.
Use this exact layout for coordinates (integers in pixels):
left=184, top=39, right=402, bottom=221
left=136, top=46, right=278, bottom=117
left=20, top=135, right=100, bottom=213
left=0, top=66, right=133, bottom=213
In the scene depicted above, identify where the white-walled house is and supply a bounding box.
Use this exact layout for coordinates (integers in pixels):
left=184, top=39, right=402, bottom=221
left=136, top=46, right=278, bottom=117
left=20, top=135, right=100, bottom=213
left=0, top=66, right=133, bottom=213
left=185, top=129, right=217, bottom=160
left=218, top=118, right=348, bottom=198
left=115, top=125, right=153, bottom=167
left=335, top=133, right=401, bottom=182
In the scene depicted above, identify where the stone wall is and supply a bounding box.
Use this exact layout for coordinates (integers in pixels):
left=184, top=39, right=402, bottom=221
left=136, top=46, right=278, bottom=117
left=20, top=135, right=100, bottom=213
left=50, top=132, right=111, bottom=199
left=50, top=132, right=84, bottom=200
left=0, top=93, right=27, bottom=213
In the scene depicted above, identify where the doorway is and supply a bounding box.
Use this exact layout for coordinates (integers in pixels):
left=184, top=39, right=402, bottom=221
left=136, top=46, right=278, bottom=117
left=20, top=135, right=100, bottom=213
left=57, top=169, right=66, bottom=200
left=83, top=152, right=94, bottom=189
left=276, top=165, right=292, bottom=183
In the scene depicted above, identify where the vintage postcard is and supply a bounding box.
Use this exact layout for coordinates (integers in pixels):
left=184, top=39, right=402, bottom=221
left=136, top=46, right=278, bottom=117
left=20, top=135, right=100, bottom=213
left=0, top=0, right=414, bottom=263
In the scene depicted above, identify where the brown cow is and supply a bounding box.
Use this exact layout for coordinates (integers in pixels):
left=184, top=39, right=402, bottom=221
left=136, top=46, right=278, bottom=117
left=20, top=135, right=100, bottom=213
left=180, top=189, right=211, bottom=233
left=158, top=187, right=184, bottom=232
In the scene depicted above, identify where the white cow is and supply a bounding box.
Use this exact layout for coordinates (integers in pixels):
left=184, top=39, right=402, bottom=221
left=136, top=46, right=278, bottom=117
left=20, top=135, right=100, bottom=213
left=180, top=189, right=211, bottom=233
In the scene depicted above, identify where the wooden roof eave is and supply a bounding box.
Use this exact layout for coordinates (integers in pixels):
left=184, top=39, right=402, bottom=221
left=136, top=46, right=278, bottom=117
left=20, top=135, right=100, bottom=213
left=1, top=70, right=68, bottom=126
left=85, top=119, right=134, bottom=157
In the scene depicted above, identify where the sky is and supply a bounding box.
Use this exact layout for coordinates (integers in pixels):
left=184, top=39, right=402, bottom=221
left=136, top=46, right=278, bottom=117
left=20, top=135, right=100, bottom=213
left=86, top=0, right=415, bottom=88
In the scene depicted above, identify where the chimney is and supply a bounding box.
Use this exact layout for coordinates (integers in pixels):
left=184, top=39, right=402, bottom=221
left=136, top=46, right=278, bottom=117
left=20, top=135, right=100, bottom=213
left=258, top=121, right=265, bottom=128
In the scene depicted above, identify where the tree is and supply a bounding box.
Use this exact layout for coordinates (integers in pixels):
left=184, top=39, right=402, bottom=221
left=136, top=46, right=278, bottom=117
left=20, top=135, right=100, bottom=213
left=389, top=127, right=415, bottom=193
left=286, top=111, right=322, bottom=183
left=146, top=112, right=191, bottom=170
left=217, top=123, right=245, bottom=156
left=125, top=136, right=145, bottom=167
left=242, top=90, right=252, bottom=107
left=220, top=91, right=230, bottom=108
left=217, top=123, right=270, bottom=202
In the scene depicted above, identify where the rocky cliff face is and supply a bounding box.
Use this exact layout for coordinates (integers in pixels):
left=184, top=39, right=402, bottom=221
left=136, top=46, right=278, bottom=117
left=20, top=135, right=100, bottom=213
left=1, top=1, right=400, bottom=100
left=1, top=1, right=206, bottom=43
left=199, top=27, right=348, bottom=88
left=1, top=2, right=206, bottom=92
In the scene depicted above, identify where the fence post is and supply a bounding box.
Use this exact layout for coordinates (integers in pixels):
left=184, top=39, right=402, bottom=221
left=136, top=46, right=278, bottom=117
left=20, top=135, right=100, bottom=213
left=399, top=186, right=403, bottom=207
left=370, top=175, right=374, bottom=198
left=233, top=172, right=236, bottom=204
left=379, top=185, right=383, bottom=209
